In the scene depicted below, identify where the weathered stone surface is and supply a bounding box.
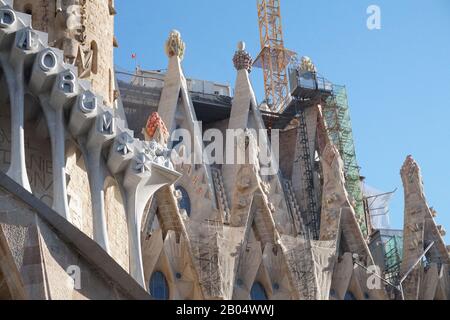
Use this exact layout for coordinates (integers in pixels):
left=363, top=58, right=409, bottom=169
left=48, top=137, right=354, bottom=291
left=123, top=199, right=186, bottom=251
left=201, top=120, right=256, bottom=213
left=0, top=3, right=446, bottom=301
left=14, top=0, right=116, bottom=105
left=0, top=174, right=150, bottom=300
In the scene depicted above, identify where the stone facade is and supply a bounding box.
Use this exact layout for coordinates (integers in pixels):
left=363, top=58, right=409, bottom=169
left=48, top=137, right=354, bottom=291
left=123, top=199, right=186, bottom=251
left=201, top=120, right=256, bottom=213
left=65, top=142, right=94, bottom=238
left=14, top=0, right=116, bottom=105
left=0, top=1, right=448, bottom=301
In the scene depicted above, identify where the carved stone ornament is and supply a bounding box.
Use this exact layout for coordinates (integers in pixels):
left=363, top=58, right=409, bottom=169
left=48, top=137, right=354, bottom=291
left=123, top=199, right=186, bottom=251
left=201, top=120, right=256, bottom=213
left=165, top=29, right=185, bottom=60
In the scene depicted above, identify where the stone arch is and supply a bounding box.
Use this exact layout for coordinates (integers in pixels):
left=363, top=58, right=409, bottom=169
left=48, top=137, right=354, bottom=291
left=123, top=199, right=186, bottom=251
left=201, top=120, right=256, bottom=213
left=175, top=185, right=191, bottom=217
left=232, top=233, right=275, bottom=300
left=249, top=260, right=273, bottom=300
left=65, top=141, right=94, bottom=238
left=261, top=243, right=293, bottom=300
left=147, top=247, right=176, bottom=300
left=0, top=44, right=56, bottom=205
left=343, top=269, right=367, bottom=300
left=104, top=176, right=129, bottom=272
left=163, top=230, right=203, bottom=300
left=149, top=270, right=170, bottom=300
left=173, top=180, right=197, bottom=219
left=141, top=228, right=180, bottom=299
left=250, top=281, right=268, bottom=300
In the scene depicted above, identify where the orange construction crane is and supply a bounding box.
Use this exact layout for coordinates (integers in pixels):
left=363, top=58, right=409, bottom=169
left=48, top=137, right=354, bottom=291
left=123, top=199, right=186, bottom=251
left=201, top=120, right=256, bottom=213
left=254, top=0, right=295, bottom=113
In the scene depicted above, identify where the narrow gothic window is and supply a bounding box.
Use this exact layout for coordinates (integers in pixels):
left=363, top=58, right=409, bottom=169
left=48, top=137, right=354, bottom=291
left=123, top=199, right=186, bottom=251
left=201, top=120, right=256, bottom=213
left=149, top=271, right=169, bottom=300
left=171, top=125, right=183, bottom=148
left=344, top=291, right=356, bottom=300
left=91, top=41, right=98, bottom=75
left=176, top=186, right=191, bottom=217
left=250, top=282, right=268, bottom=300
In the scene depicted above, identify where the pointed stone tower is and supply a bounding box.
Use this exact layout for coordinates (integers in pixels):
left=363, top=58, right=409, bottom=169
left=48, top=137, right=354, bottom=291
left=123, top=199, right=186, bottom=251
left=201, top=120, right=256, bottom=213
left=157, top=30, right=218, bottom=223
left=223, top=42, right=320, bottom=300
left=222, top=42, right=259, bottom=228
left=224, top=41, right=297, bottom=235
left=400, top=156, right=450, bottom=300
left=14, top=0, right=117, bottom=106
left=316, top=111, right=387, bottom=300
left=148, top=30, right=229, bottom=300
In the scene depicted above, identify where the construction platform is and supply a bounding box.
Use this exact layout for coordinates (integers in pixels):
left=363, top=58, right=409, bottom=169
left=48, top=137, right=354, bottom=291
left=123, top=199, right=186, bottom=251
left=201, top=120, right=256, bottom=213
left=117, top=67, right=335, bottom=133
left=116, top=69, right=233, bottom=136
left=261, top=69, right=334, bottom=129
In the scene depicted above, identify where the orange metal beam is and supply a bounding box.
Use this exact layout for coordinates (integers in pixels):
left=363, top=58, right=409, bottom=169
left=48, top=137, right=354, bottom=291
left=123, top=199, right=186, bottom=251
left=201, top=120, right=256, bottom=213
left=256, top=0, right=289, bottom=112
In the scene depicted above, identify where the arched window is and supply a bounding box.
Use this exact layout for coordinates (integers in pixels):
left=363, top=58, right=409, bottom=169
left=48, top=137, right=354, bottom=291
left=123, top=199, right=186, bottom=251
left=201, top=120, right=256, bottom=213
left=176, top=186, right=191, bottom=217
left=149, top=271, right=169, bottom=300
left=90, top=41, right=98, bottom=75
left=171, top=125, right=183, bottom=148
left=329, top=289, right=337, bottom=300
left=250, top=282, right=268, bottom=300
left=344, top=291, right=356, bottom=300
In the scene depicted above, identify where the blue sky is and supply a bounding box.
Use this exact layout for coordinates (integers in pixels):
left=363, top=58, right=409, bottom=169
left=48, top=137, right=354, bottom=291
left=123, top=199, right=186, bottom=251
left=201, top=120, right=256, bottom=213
left=115, top=0, right=450, bottom=242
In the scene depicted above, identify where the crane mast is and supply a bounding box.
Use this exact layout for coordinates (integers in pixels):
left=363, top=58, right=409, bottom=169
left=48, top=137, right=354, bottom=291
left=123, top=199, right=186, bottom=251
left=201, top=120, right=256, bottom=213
left=255, top=0, right=293, bottom=113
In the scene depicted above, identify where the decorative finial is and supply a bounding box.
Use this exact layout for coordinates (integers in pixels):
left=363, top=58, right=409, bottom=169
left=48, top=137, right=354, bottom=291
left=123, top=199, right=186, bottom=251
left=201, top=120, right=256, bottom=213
left=402, top=155, right=416, bottom=171
left=143, top=112, right=169, bottom=146
left=401, top=154, right=423, bottom=188
left=233, top=41, right=253, bottom=72
left=165, top=30, right=185, bottom=60
left=299, top=56, right=317, bottom=73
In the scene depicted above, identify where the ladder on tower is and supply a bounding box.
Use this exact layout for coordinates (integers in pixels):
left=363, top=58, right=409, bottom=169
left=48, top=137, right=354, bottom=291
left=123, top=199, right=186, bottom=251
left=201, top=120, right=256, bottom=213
left=296, top=102, right=320, bottom=240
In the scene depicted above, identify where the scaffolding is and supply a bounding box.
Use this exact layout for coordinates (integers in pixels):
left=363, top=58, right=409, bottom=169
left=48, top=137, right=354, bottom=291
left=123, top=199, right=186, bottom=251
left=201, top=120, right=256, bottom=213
left=322, top=85, right=367, bottom=236
left=384, top=235, right=403, bottom=286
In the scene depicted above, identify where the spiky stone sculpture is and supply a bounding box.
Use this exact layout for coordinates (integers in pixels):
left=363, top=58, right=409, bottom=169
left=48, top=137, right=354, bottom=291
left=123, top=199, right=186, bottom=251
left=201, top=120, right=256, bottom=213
left=233, top=41, right=253, bottom=72
left=143, top=112, right=169, bottom=146
left=165, top=29, right=185, bottom=60
left=300, top=56, right=317, bottom=73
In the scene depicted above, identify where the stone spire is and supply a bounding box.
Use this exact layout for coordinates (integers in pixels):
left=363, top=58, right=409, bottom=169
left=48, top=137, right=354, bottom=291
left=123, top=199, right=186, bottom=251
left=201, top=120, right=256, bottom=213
left=227, top=41, right=257, bottom=131
left=232, top=41, right=253, bottom=72
left=400, top=155, right=427, bottom=300
left=400, top=155, right=424, bottom=195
